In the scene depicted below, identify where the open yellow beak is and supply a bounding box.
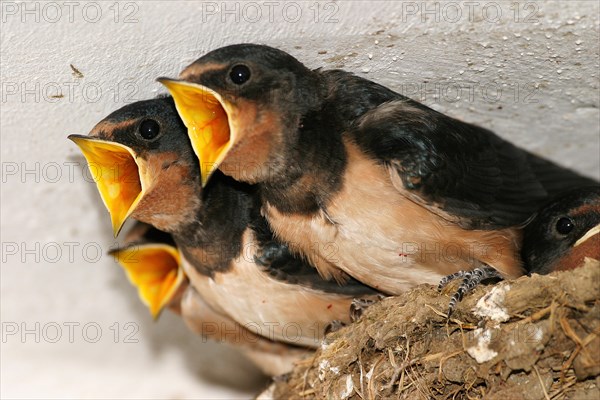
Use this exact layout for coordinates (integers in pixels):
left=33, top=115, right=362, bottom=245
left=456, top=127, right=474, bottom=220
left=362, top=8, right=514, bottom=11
left=110, top=244, right=185, bottom=319
left=69, top=135, right=150, bottom=236
left=158, top=78, right=232, bottom=186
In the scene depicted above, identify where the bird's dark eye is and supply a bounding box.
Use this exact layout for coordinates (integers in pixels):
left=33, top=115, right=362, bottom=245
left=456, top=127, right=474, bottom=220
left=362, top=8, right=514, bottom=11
left=139, top=119, right=160, bottom=140
left=555, top=217, right=574, bottom=235
left=229, top=65, right=251, bottom=85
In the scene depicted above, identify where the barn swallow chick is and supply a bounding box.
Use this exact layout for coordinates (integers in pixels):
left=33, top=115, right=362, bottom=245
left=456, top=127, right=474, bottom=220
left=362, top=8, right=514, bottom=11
left=111, top=222, right=311, bottom=375
left=522, top=186, right=600, bottom=274
left=439, top=185, right=600, bottom=316
left=158, top=44, right=597, bottom=308
left=109, top=221, right=185, bottom=319
left=69, top=96, right=378, bottom=348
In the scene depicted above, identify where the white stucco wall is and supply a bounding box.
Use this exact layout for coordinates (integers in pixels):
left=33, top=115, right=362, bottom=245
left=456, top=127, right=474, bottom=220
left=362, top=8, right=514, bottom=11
left=1, top=1, right=598, bottom=399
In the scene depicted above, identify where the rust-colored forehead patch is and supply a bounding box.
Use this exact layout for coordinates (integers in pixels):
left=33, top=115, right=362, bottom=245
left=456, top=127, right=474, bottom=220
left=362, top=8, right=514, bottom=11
left=179, top=63, right=227, bottom=81
left=89, top=119, right=137, bottom=140
left=569, top=201, right=600, bottom=218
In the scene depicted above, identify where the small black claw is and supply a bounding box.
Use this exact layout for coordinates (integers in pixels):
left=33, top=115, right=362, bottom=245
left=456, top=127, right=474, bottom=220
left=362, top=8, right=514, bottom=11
left=439, top=266, right=503, bottom=318
left=324, top=320, right=346, bottom=335
left=349, top=295, right=386, bottom=322
left=254, top=241, right=290, bottom=267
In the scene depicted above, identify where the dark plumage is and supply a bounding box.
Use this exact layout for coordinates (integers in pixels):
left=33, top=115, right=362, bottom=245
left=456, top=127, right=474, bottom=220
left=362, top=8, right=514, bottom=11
left=159, top=44, right=597, bottom=302
left=69, top=96, right=378, bottom=351
left=522, top=186, right=600, bottom=274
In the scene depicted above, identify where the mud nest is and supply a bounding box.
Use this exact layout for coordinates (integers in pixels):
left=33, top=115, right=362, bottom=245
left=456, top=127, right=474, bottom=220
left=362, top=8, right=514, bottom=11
left=265, top=259, right=600, bottom=400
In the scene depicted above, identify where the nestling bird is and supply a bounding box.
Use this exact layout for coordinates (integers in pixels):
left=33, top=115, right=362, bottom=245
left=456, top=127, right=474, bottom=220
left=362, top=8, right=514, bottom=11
left=111, top=221, right=311, bottom=376
left=522, top=186, right=600, bottom=274
left=158, top=43, right=598, bottom=309
left=110, top=221, right=184, bottom=319
left=69, top=96, right=378, bottom=351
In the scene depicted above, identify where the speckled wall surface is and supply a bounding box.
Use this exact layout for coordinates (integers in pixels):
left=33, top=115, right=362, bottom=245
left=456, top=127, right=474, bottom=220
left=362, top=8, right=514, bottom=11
left=1, top=1, right=598, bottom=398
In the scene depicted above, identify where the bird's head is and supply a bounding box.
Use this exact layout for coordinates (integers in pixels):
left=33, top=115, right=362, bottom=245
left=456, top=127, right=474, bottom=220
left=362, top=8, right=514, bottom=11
left=159, top=43, right=322, bottom=185
left=69, top=96, right=202, bottom=236
left=522, top=186, right=600, bottom=274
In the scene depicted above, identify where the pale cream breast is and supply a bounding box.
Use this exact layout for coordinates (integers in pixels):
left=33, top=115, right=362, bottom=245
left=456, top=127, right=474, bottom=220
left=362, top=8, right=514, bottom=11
left=179, top=230, right=368, bottom=348
left=264, top=139, right=523, bottom=294
left=180, top=286, right=309, bottom=376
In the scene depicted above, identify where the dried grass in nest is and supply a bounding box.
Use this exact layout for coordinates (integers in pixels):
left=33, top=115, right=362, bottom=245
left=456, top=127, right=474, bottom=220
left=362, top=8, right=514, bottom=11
left=263, top=258, right=600, bottom=400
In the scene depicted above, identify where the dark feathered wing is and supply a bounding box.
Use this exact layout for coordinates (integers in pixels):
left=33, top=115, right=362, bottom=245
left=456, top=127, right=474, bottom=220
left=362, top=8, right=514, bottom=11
left=351, top=99, right=598, bottom=229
